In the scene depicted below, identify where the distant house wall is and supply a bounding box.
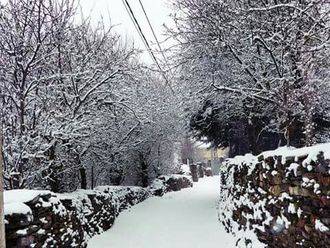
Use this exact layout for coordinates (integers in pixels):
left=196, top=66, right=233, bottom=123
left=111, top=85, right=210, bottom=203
left=197, top=147, right=228, bottom=161
left=197, top=147, right=228, bottom=175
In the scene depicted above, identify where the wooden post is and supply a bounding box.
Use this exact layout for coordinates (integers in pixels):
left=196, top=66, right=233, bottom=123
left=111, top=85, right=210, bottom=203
left=0, top=132, right=6, bottom=248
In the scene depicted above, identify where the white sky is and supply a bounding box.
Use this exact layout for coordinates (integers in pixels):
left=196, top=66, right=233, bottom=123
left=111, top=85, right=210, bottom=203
left=78, top=0, right=175, bottom=64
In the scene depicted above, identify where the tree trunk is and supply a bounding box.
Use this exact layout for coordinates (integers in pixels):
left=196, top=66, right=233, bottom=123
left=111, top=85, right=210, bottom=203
left=91, top=164, right=94, bottom=189
left=247, top=119, right=258, bottom=155
left=77, top=153, right=87, bottom=190
left=141, top=161, right=149, bottom=187
left=139, top=153, right=149, bottom=187
left=47, top=144, right=62, bottom=193
left=0, top=132, right=6, bottom=248
left=304, top=103, right=316, bottom=146
left=79, top=167, right=87, bottom=190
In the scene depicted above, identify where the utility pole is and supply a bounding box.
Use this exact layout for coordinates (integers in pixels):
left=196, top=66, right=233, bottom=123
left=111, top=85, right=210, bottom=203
left=0, top=132, right=5, bottom=248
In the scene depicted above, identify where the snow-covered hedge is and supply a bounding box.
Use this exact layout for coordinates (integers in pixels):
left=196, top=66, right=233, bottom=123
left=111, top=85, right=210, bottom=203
left=219, top=143, right=330, bottom=248
left=4, top=174, right=192, bottom=247
left=148, top=174, right=193, bottom=196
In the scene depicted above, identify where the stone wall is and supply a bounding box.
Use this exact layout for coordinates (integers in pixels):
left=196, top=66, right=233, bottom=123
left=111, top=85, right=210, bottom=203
left=188, top=163, right=213, bottom=182
left=149, top=175, right=193, bottom=196
left=219, top=144, right=330, bottom=248
left=5, top=174, right=192, bottom=248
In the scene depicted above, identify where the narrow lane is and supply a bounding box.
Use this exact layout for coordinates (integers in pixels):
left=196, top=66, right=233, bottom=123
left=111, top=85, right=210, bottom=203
left=88, top=176, right=240, bottom=248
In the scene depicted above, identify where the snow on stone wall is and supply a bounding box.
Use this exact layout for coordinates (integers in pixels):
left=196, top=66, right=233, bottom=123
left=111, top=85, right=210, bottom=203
left=4, top=174, right=192, bottom=247
left=219, top=143, right=330, bottom=248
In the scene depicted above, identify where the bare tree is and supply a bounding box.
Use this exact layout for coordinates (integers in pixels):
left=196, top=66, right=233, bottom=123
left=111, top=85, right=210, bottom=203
left=0, top=132, right=5, bottom=248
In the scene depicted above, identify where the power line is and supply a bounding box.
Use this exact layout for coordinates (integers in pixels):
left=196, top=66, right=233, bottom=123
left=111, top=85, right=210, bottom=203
left=122, top=0, right=167, bottom=78
left=122, top=0, right=154, bottom=62
left=138, top=0, right=168, bottom=66
left=122, top=0, right=174, bottom=93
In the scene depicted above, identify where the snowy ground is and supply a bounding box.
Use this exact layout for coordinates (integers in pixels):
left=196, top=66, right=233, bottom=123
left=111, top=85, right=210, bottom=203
left=88, top=176, right=259, bottom=248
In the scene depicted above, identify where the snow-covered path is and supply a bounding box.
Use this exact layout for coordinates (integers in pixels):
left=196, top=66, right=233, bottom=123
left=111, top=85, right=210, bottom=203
left=88, top=176, right=240, bottom=248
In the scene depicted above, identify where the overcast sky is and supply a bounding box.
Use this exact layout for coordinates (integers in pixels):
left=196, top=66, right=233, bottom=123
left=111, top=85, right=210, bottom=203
left=78, top=0, right=174, bottom=63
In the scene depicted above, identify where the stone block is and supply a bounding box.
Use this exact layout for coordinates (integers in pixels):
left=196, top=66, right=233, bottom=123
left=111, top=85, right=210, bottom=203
left=269, top=185, right=282, bottom=196
left=288, top=186, right=313, bottom=197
